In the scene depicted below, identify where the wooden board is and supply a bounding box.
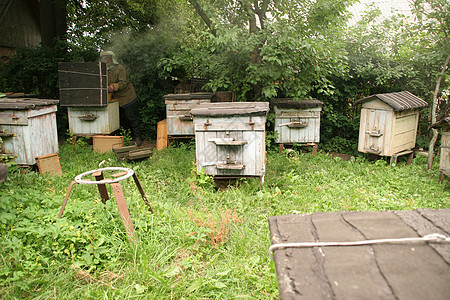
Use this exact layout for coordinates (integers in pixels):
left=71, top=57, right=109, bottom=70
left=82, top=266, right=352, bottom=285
left=93, top=135, right=123, bottom=153
left=36, top=153, right=63, bottom=176
left=269, top=209, right=450, bottom=300
left=157, top=119, right=168, bottom=150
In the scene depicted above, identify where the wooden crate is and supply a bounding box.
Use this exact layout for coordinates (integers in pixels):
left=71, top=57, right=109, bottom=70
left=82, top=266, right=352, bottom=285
left=93, top=135, right=123, bottom=153
left=273, top=98, right=323, bottom=144
left=0, top=98, right=59, bottom=165
left=355, top=91, right=427, bottom=157
left=164, top=93, right=213, bottom=136
left=191, top=102, right=269, bottom=177
left=36, top=153, right=63, bottom=176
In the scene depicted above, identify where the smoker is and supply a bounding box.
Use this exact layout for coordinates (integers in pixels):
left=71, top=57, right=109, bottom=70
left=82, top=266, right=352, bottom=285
left=164, top=93, right=214, bottom=138
left=191, top=102, right=269, bottom=179
left=355, top=91, right=428, bottom=164
left=58, top=62, right=119, bottom=135
left=273, top=98, right=323, bottom=154
left=0, top=96, right=59, bottom=165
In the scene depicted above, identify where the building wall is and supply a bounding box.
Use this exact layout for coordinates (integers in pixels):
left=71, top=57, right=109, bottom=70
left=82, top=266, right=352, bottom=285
left=0, top=0, right=41, bottom=56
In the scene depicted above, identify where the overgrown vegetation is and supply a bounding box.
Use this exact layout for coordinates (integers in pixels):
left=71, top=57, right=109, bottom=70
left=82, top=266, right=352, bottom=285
left=0, top=144, right=448, bottom=298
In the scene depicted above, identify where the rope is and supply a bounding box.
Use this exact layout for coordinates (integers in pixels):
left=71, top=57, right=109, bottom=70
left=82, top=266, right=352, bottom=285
left=269, top=233, right=450, bottom=260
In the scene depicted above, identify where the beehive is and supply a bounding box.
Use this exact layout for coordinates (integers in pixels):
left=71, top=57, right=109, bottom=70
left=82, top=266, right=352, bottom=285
left=0, top=98, right=59, bottom=165
left=191, top=102, right=269, bottom=178
left=164, top=93, right=214, bottom=136
left=273, top=98, right=323, bottom=144
left=430, top=117, right=450, bottom=182
left=355, top=91, right=427, bottom=157
left=58, top=62, right=119, bottom=135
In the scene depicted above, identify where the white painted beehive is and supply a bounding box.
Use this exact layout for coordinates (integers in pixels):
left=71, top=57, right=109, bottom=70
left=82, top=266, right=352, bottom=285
left=191, top=102, right=269, bottom=178
left=355, top=91, right=428, bottom=157
left=164, top=93, right=214, bottom=136
left=431, top=117, right=450, bottom=179
left=58, top=62, right=119, bottom=135
left=273, top=98, right=323, bottom=144
left=67, top=101, right=119, bottom=135
left=0, top=98, right=59, bottom=165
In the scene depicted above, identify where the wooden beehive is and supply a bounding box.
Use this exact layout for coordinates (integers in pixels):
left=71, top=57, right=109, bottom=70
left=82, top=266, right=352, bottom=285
left=273, top=98, right=323, bottom=144
left=164, top=93, right=214, bottom=136
left=58, top=62, right=119, bottom=135
left=0, top=98, right=59, bottom=165
left=355, top=91, right=428, bottom=157
left=191, top=102, right=269, bottom=178
left=67, top=100, right=119, bottom=135
left=430, top=117, right=450, bottom=181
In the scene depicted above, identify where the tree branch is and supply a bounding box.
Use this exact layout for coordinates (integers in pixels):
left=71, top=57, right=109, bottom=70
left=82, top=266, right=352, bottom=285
left=189, top=0, right=216, bottom=36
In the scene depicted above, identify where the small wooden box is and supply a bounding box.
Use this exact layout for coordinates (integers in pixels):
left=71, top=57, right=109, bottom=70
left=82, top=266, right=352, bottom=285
left=93, top=135, right=123, bottom=153
left=36, top=153, right=63, bottom=176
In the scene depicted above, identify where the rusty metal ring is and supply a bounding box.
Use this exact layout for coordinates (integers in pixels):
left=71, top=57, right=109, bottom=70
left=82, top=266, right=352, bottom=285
left=75, top=167, right=134, bottom=185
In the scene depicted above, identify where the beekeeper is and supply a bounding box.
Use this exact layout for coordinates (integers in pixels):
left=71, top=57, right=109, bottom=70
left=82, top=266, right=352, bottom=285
left=100, top=51, right=142, bottom=146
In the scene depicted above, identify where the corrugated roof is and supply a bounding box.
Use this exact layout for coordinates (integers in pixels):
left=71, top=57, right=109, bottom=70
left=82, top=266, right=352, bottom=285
left=191, top=102, right=270, bottom=116
left=272, top=98, right=323, bottom=109
left=354, top=91, right=428, bottom=111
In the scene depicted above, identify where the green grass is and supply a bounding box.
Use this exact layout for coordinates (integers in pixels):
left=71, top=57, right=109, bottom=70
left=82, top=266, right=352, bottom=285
left=0, top=143, right=449, bottom=299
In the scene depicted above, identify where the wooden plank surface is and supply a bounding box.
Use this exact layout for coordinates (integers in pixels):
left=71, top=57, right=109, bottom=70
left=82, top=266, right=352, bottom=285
left=269, top=210, right=450, bottom=300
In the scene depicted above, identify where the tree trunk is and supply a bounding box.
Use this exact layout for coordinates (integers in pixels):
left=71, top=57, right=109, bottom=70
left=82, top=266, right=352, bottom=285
left=427, top=53, right=450, bottom=170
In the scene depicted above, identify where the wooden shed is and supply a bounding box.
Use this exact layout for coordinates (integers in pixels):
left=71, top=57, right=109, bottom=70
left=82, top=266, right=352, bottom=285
left=58, top=62, right=119, bottom=135
left=355, top=91, right=428, bottom=162
left=0, top=97, right=59, bottom=165
left=190, top=102, right=269, bottom=178
left=273, top=98, right=323, bottom=154
left=0, top=0, right=41, bottom=57
left=164, top=93, right=214, bottom=137
left=430, top=117, right=450, bottom=182
left=269, top=209, right=450, bottom=300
